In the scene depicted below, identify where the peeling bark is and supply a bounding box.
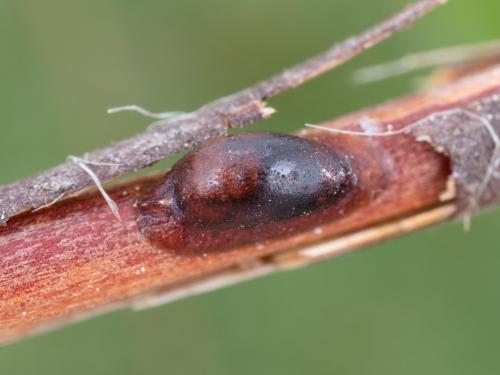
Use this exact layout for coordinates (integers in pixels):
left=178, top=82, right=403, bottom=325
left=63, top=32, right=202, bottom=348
left=410, top=93, right=500, bottom=215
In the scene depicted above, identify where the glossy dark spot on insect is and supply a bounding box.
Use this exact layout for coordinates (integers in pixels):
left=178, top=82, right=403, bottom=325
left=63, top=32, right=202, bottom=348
left=137, top=132, right=357, bottom=252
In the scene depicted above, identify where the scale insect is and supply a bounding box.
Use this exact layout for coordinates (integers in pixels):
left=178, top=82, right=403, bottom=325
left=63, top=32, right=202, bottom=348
left=137, top=132, right=360, bottom=252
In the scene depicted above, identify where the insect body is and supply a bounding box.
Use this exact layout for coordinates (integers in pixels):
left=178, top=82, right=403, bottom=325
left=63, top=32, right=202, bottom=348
left=137, top=132, right=357, bottom=252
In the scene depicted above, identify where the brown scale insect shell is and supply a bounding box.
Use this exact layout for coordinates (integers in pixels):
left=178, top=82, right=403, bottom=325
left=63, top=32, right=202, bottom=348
left=137, top=132, right=384, bottom=252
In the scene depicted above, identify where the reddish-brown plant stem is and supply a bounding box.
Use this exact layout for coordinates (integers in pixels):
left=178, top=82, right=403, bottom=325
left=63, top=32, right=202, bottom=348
left=2, top=63, right=500, bottom=345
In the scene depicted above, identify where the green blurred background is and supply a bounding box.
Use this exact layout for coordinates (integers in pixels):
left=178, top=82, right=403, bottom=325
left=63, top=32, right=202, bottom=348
left=1, top=0, right=500, bottom=374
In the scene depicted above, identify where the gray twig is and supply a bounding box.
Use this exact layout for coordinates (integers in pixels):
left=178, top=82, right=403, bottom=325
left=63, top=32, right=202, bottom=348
left=0, top=0, right=446, bottom=224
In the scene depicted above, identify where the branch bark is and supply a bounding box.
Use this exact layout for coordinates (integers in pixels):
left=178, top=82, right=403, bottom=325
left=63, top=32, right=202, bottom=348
left=2, top=61, right=500, bottom=345
left=0, top=0, right=446, bottom=225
